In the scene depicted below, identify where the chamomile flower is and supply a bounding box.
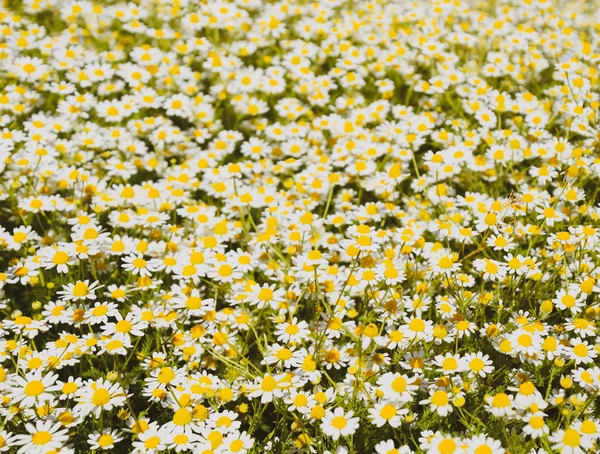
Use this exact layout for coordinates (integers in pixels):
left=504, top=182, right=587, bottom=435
left=321, top=408, right=360, bottom=441
left=102, top=312, right=147, bottom=342
left=247, top=373, right=291, bottom=403
left=7, top=371, right=60, bottom=408
left=248, top=284, right=286, bottom=310
left=374, top=440, right=413, bottom=454
left=122, top=254, right=157, bottom=277
left=85, top=302, right=119, bottom=325
left=466, top=435, right=504, bottom=454
left=420, top=389, right=453, bottom=416
left=549, top=427, right=593, bottom=454
left=219, top=430, right=255, bottom=454
left=74, top=379, right=128, bottom=418
left=377, top=372, right=418, bottom=403
left=13, top=421, right=69, bottom=454
left=88, top=429, right=123, bottom=450
left=274, top=318, right=310, bottom=344
left=464, top=352, right=494, bottom=378
left=39, top=244, right=76, bottom=273
left=57, top=280, right=102, bottom=301
left=523, top=415, right=549, bottom=438
left=485, top=392, right=515, bottom=418
left=368, top=401, right=407, bottom=428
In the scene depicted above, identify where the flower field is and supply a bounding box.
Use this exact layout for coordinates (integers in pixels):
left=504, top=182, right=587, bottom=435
left=1, top=0, right=600, bottom=452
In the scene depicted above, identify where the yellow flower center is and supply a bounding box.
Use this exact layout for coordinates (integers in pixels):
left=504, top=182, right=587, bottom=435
left=98, top=434, right=113, bottom=447
left=92, top=388, right=110, bottom=406
left=73, top=282, right=89, bottom=297
left=261, top=375, right=277, bottom=392
left=24, top=380, right=45, bottom=396
left=562, top=428, right=580, bottom=447
left=258, top=288, right=273, bottom=301
left=230, top=440, right=244, bottom=452
left=431, top=391, right=448, bottom=406
left=158, top=368, right=175, bottom=384
left=391, top=377, right=406, bottom=393
left=331, top=416, right=347, bottom=429
left=379, top=404, right=397, bottom=420
left=492, top=393, right=510, bottom=408
left=53, top=251, right=69, bottom=264
left=32, top=431, right=52, bottom=445
left=116, top=320, right=132, bottom=333
left=173, top=408, right=192, bottom=426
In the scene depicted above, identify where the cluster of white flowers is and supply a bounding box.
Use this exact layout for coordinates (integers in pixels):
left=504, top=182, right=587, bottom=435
left=0, top=0, right=599, bottom=452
